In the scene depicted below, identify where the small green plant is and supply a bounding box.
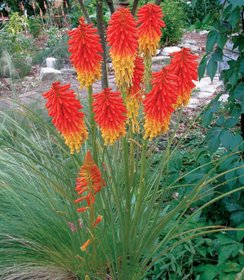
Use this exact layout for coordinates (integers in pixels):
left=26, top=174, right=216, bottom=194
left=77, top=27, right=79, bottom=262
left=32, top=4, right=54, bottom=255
left=7, top=12, right=29, bottom=35
left=28, top=16, right=42, bottom=38
left=161, top=0, right=186, bottom=45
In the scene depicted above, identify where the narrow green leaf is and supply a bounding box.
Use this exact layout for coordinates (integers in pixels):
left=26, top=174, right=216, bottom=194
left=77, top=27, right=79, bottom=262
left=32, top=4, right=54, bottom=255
left=207, top=57, right=218, bottom=81
left=198, top=56, right=207, bottom=80
left=217, top=33, right=228, bottom=49
left=229, top=7, right=241, bottom=29
left=206, top=30, right=218, bottom=53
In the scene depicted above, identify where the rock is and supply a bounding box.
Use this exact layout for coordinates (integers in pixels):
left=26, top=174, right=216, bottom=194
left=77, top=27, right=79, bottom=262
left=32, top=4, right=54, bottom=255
left=152, top=55, right=170, bottom=63
left=40, top=67, right=62, bottom=81
left=219, top=94, right=229, bottom=103
left=179, top=43, right=199, bottom=52
left=46, top=57, right=57, bottom=68
left=197, top=91, right=213, bottom=99
left=156, top=49, right=161, bottom=55
left=199, top=30, right=208, bottom=35
left=60, top=68, right=76, bottom=75
left=195, top=77, right=222, bottom=93
left=161, top=46, right=181, bottom=55
left=184, top=39, right=197, bottom=45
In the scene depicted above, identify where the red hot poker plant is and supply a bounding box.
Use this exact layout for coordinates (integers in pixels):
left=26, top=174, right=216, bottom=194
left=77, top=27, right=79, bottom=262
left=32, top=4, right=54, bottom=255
left=107, top=7, right=138, bottom=88
left=43, top=82, right=88, bottom=154
left=92, top=88, right=127, bottom=145
left=68, top=18, right=103, bottom=89
left=168, top=48, right=198, bottom=107
left=143, top=67, right=178, bottom=140
left=137, top=3, right=165, bottom=57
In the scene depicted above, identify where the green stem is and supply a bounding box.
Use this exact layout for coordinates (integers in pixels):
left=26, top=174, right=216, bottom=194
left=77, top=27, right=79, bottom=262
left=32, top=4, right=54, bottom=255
left=144, top=55, right=152, bottom=92
left=88, top=86, right=97, bottom=162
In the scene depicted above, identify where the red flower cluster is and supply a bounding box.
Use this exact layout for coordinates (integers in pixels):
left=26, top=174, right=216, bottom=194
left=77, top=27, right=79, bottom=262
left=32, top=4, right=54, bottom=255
left=107, top=8, right=138, bottom=88
left=137, top=4, right=165, bottom=57
left=68, top=18, right=103, bottom=88
left=168, top=48, right=198, bottom=106
left=92, top=88, right=127, bottom=144
left=143, top=67, right=178, bottom=140
left=43, top=82, right=88, bottom=154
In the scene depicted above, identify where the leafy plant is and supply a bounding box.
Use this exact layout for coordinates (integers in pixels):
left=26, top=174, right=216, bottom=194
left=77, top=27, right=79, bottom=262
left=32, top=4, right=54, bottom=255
left=28, top=16, right=42, bottom=38
left=161, top=0, right=186, bottom=45
left=7, top=12, right=29, bottom=35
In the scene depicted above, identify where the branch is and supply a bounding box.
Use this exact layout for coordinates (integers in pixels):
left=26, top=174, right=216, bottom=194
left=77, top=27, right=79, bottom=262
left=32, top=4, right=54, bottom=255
left=105, top=0, right=115, bottom=14
left=155, top=0, right=162, bottom=6
left=131, top=0, right=140, bottom=16
left=96, top=0, right=109, bottom=88
left=78, top=0, right=91, bottom=23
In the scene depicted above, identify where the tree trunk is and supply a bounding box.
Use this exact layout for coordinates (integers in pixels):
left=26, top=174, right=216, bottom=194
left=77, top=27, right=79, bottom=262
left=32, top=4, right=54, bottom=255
left=96, top=0, right=109, bottom=88
left=78, top=0, right=91, bottom=23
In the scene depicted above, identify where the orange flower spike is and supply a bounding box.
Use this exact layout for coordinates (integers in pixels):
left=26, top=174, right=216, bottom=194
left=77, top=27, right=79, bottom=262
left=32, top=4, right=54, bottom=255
left=68, top=18, right=103, bottom=88
left=75, top=151, right=105, bottom=211
left=144, top=67, right=178, bottom=140
left=107, top=8, right=138, bottom=88
left=81, top=239, right=92, bottom=252
left=93, top=215, right=103, bottom=227
left=137, top=4, right=165, bottom=57
left=43, top=82, right=88, bottom=154
left=93, top=88, right=127, bottom=144
left=127, top=56, right=145, bottom=133
left=168, top=48, right=198, bottom=107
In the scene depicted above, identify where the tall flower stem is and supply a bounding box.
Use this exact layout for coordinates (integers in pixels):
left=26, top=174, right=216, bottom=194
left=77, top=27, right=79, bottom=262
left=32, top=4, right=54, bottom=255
left=88, top=86, right=97, bottom=162
left=144, top=55, right=152, bottom=92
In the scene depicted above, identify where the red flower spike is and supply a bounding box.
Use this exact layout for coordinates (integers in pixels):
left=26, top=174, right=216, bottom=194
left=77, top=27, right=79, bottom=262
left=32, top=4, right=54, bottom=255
left=43, top=82, right=88, bottom=154
left=168, top=48, right=198, bottom=107
left=93, top=215, right=103, bottom=227
left=68, top=18, right=103, bottom=88
left=93, top=88, right=127, bottom=145
left=137, top=4, right=165, bottom=57
left=107, top=8, right=138, bottom=88
left=81, top=239, right=92, bottom=252
left=126, top=56, right=145, bottom=133
left=143, top=67, right=178, bottom=140
left=75, top=150, right=105, bottom=212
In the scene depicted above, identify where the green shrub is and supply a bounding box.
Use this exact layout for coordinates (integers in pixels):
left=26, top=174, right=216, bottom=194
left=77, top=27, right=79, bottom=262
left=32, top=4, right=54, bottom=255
left=7, top=12, right=29, bottom=35
left=0, top=31, right=32, bottom=78
left=161, top=0, right=186, bottom=45
left=28, top=16, right=43, bottom=38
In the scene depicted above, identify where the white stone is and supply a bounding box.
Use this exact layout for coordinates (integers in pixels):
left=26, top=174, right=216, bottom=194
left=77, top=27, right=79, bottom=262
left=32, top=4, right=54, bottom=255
left=162, top=46, right=181, bottom=55
left=40, top=67, right=62, bottom=81
left=199, top=30, right=208, bottom=35
left=152, top=55, right=170, bottom=63
left=219, top=94, right=229, bottom=102
left=179, top=43, right=199, bottom=52
left=197, top=91, right=213, bottom=98
left=46, top=57, right=57, bottom=68
left=156, top=49, right=161, bottom=55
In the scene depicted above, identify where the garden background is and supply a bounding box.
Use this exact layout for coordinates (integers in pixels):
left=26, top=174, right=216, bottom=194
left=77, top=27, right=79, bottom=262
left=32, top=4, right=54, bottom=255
left=0, top=0, right=243, bottom=279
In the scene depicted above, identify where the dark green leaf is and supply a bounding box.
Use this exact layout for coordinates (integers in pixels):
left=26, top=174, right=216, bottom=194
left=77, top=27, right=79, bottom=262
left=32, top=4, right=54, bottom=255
left=218, top=244, right=240, bottom=263
left=207, top=57, right=218, bottom=81
left=230, top=211, right=244, bottom=225
left=212, top=48, right=223, bottom=62
left=198, top=56, right=207, bottom=80
left=220, top=130, right=243, bottom=151
left=196, top=264, right=219, bottom=280
left=206, top=30, right=218, bottom=53
left=239, top=60, right=244, bottom=74
left=217, top=33, right=228, bottom=49
left=229, top=7, right=241, bottom=29
left=223, top=262, right=242, bottom=273
left=236, top=223, right=244, bottom=241
left=229, top=0, right=244, bottom=10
